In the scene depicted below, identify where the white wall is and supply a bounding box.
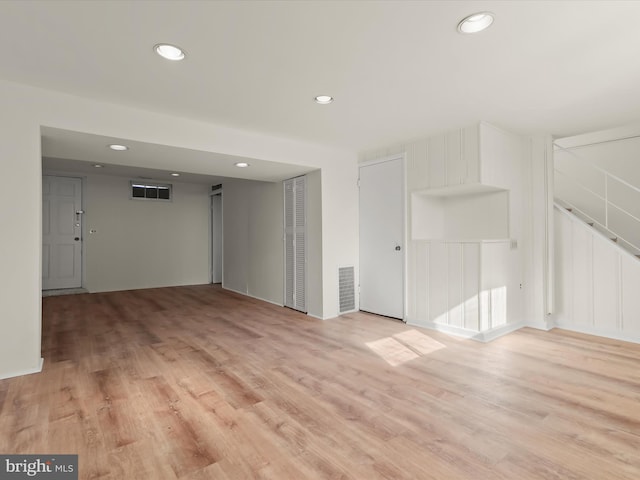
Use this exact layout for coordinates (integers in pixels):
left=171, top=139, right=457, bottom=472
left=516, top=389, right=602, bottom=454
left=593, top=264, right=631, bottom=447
left=319, top=166, right=359, bottom=319
left=554, top=206, right=640, bottom=342
left=80, top=174, right=210, bottom=292
left=0, top=78, right=358, bottom=379
left=552, top=122, right=640, bottom=343
left=306, top=169, right=323, bottom=318
left=221, top=178, right=285, bottom=305
left=361, top=123, right=554, bottom=340
left=522, top=135, right=555, bottom=330
left=0, top=115, right=42, bottom=380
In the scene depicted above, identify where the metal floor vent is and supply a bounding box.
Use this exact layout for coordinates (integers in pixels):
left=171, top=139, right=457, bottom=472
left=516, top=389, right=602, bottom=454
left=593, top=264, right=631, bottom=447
left=338, top=266, right=356, bottom=313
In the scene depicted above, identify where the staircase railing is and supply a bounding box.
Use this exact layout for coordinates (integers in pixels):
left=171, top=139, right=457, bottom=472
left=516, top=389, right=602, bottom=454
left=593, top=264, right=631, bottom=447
left=553, top=142, right=640, bottom=256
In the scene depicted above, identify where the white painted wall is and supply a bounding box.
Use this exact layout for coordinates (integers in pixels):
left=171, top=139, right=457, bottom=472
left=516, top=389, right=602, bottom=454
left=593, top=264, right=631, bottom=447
left=78, top=173, right=209, bottom=292
left=221, top=178, right=285, bottom=305
left=361, top=123, right=554, bottom=340
left=0, top=115, right=42, bottom=380
left=320, top=166, right=359, bottom=319
left=522, top=135, right=555, bottom=330
left=0, top=78, right=357, bottom=379
left=552, top=123, right=640, bottom=343
left=554, top=206, right=640, bottom=342
left=306, top=169, right=323, bottom=318
left=220, top=172, right=323, bottom=313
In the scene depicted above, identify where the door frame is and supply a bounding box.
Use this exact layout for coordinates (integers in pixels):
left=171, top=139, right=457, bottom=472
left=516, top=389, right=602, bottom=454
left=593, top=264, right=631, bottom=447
left=282, top=175, right=308, bottom=313
left=41, top=174, right=86, bottom=290
left=358, top=153, right=407, bottom=320
left=209, top=187, right=223, bottom=284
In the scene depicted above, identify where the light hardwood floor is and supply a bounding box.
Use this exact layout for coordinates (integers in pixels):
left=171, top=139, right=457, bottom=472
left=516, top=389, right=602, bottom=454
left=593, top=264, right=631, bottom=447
left=1, top=285, right=639, bottom=479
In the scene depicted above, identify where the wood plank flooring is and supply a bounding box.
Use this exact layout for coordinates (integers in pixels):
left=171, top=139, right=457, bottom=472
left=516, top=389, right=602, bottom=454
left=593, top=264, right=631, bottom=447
left=1, top=284, right=640, bottom=479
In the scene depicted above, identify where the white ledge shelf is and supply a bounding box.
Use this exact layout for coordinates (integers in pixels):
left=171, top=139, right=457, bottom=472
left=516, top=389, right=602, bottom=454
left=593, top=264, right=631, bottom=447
left=411, top=184, right=510, bottom=241
left=411, top=183, right=505, bottom=197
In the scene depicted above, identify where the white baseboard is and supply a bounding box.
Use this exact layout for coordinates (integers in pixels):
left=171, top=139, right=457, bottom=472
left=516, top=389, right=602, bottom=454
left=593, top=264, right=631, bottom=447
left=553, top=322, right=640, bottom=345
left=0, top=357, right=44, bottom=380
left=478, top=322, right=526, bottom=342
left=406, top=319, right=525, bottom=342
left=221, top=286, right=283, bottom=307
left=525, top=317, right=556, bottom=331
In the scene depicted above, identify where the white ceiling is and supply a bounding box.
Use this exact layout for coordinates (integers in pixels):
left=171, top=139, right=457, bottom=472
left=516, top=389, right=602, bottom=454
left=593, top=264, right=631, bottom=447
left=41, top=127, right=315, bottom=183
left=3, top=1, right=640, bottom=175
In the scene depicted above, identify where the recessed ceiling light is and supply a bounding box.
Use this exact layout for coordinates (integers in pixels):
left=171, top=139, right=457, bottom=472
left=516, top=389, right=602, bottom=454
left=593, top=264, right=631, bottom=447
left=154, top=43, right=186, bottom=61
left=108, top=144, right=128, bottom=151
left=234, top=162, right=250, bottom=168
left=93, top=164, right=103, bottom=168
left=170, top=173, right=180, bottom=177
left=314, top=95, right=333, bottom=104
left=457, top=12, right=494, bottom=34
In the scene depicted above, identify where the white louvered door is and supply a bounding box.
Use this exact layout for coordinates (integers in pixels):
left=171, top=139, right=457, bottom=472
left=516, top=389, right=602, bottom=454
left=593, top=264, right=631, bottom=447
left=284, top=176, right=306, bottom=312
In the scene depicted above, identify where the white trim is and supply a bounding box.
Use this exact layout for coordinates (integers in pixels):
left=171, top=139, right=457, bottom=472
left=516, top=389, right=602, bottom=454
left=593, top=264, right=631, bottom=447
left=554, top=123, right=640, bottom=150
left=282, top=175, right=308, bottom=313
left=479, top=322, right=526, bottom=342
left=552, top=324, right=640, bottom=346
left=406, top=318, right=524, bottom=342
left=209, top=191, right=223, bottom=284
left=401, top=152, right=408, bottom=322
left=0, top=358, right=44, bottom=380
left=545, top=136, right=555, bottom=318
left=359, top=153, right=407, bottom=321
left=222, top=286, right=284, bottom=307
left=358, top=153, right=404, bottom=168
left=525, top=318, right=556, bottom=331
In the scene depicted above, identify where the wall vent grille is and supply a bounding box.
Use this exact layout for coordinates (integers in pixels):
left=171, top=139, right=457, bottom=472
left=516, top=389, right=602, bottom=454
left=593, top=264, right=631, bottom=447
left=338, top=266, right=356, bottom=313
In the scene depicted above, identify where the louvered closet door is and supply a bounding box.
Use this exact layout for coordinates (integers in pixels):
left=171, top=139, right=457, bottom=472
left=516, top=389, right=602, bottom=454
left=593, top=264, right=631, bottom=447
left=284, top=176, right=306, bottom=312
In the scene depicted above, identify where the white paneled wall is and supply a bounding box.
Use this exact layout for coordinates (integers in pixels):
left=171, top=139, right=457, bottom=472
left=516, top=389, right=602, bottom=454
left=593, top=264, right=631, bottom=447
left=409, top=239, right=521, bottom=339
left=360, top=122, right=555, bottom=341
left=362, top=122, right=529, bottom=341
left=554, top=205, right=640, bottom=342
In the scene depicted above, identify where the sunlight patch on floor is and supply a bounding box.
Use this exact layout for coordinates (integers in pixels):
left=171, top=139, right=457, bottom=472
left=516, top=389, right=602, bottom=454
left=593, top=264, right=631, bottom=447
left=366, top=329, right=446, bottom=366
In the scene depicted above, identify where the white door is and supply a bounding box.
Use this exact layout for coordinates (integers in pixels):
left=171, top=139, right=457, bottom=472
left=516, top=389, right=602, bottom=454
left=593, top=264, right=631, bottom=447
left=211, top=192, right=223, bottom=284
left=284, top=176, right=306, bottom=312
left=359, top=157, right=404, bottom=319
left=42, top=176, right=83, bottom=290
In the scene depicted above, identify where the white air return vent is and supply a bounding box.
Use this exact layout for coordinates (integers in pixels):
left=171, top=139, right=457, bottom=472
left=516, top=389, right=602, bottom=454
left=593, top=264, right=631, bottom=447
left=338, top=266, right=356, bottom=313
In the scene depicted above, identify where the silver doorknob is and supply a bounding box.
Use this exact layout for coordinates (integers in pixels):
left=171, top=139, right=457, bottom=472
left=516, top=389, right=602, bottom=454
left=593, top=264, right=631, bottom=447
left=395, top=245, right=401, bottom=251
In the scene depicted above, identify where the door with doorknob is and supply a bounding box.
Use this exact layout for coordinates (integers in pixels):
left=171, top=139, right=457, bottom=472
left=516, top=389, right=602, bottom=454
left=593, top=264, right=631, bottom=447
left=42, top=176, right=83, bottom=290
left=359, top=157, right=404, bottom=319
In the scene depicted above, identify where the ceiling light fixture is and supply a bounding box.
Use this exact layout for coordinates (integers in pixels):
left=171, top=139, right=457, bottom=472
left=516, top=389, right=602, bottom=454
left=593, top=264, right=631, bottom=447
left=154, top=43, right=186, bottom=61
left=93, top=164, right=104, bottom=168
left=108, top=144, right=129, bottom=151
left=234, top=162, right=250, bottom=168
left=170, top=173, right=180, bottom=177
left=314, top=95, right=333, bottom=104
left=457, top=12, right=494, bottom=34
